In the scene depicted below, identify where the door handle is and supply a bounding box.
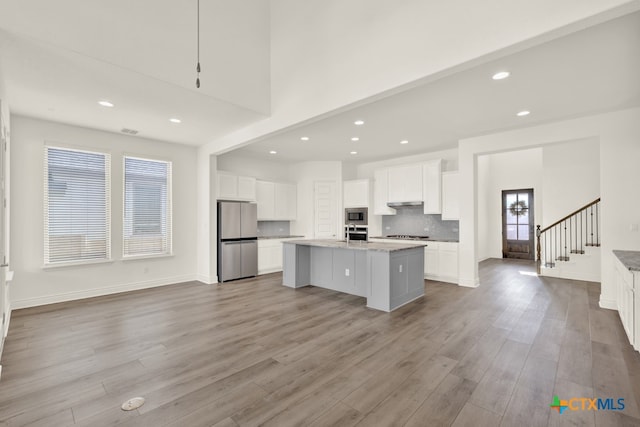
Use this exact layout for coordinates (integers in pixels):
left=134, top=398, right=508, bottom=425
left=0, top=264, right=8, bottom=267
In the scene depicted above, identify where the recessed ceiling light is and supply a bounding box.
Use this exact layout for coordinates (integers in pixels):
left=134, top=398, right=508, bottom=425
left=492, top=71, right=510, bottom=80
left=351, top=137, right=359, bottom=141
left=400, top=140, right=409, bottom=145
left=350, top=151, right=357, bottom=155
left=354, top=120, right=364, bottom=126
left=98, top=100, right=114, bottom=107
left=517, top=110, right=530, bottom=117
left=300, top=136, right=310, bottom=141
left=269, top=150, right=277, bottom=154
left=169, top=118, right=181, bottom=123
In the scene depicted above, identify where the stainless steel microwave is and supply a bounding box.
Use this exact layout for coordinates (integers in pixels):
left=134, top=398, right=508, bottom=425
left=345, top=207, right=368, bottom=225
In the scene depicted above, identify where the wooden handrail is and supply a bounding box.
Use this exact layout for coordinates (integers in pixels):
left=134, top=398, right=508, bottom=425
left=539, top=198, right=600, bottom=234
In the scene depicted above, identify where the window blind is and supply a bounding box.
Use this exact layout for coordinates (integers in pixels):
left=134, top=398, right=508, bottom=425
left=44, top=146, right=111, bottom=265
left=123, top=156, right=172, bottom=257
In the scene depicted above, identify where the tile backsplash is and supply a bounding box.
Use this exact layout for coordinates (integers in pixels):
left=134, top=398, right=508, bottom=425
left=257, top=221, right=291, bottom=237
left=381, top=206, right=459, bottom=240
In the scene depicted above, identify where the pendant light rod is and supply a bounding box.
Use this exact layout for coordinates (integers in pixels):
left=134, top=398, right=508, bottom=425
left=196, top=0, right=201, bottom=88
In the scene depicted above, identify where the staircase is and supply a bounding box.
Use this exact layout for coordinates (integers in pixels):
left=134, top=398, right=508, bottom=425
left=537, top=198, right=601, bottom=282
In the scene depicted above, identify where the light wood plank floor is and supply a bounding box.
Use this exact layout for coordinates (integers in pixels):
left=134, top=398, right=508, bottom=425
left=1, top=259, right=640, bottom=426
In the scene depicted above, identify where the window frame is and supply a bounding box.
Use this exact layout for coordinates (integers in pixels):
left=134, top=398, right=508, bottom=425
left=43, top=145, right=112, bottom=267
left=122, top=155, right=173, bottom=259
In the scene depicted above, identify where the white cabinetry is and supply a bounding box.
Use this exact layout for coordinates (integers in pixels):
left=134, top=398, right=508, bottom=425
left=217, top=172, right=256, bottom=201
left=258, top=238, right=299, bottom=275
left=441, top=172, right=459, bottom=220
left=615, top=255, right=639, bottom=352
left=387, top=164, right=423, bottom=203
left=275, top=183, right=297, bottom=219
left=373, top=161, right=444, bottom=215
left=421, top=241, right=459, bottom=283
left=437, top=242, right=459, bottom=282
left=256, top=180, right=297, bottom=220
left=422, top=160, right=442, bottom=214
left=373, top=169, right=396, bottom=215
left=344, top=179, right=370, bottom=208
left=256, top=181, right=275, bottom=219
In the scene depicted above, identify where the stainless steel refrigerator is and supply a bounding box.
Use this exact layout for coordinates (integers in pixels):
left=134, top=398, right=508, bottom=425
left=217, top=201, right=258, bottom=282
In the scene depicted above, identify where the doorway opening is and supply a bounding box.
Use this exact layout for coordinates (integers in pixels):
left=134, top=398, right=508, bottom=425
left=502, top=189, right=534, bottom=260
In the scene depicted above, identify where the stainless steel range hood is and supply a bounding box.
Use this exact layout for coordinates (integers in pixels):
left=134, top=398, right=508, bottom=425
left=386, top=201, right=423, bottom=208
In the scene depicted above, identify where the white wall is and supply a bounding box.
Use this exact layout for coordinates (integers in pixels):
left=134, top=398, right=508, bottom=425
left=216, top=153, right=293, bottom=183
left=198, top=1, right=634, bottom=157
left=0, top=68, right=11, bottom=347
left=357, top=148, right=459, bottom=179
left=476, top=148, right=543, bottom=261
left=289, top=161, right=343, bottom=239
left=458, top=108, right=640, bottom=308
left=542, top=137, right=600, bottom=224
left=10, top=116, right=198, bottom=308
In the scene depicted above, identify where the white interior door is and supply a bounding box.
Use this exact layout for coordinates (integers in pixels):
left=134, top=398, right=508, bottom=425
left=314, top=181, right=337, bottom=239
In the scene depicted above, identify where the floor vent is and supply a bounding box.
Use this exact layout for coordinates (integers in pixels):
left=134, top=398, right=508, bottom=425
left=121, top=397, right=145, bottom=411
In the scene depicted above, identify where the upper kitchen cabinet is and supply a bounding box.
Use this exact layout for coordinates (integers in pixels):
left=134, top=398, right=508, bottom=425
left=275, top=183, right=297, bottom=220
left=373, top=169, right=396, bottom=215
left=387, top=164, right=423, bottom=203
left=441, top=171, right=460, bottom=220
left=256, top=180, right=297, bottom=220
left=344, top=179, right=370, bottom=208
left=256, top=180, right=275, bottom=219
left=217, top=172, right=256, bottom=201
left=422, top=160, right=442, bottom=214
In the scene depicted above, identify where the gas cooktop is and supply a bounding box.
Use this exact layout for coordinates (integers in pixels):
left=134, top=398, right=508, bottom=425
left=385, top=235, right=429, bottom=241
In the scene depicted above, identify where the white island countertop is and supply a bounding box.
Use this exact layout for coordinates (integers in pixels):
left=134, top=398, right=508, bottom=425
left=282, top=239, right=427, bottom=252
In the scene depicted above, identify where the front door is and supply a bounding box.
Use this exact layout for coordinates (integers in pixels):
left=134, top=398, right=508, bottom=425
left=502, top=189, right=535, bottom=260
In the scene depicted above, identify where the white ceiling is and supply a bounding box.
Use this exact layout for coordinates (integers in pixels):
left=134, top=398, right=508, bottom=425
left=0, top=0, right=271, bottom=145
left=0, top=2, right=639, bottom=159
left=231, top=11, right=640, bottom=163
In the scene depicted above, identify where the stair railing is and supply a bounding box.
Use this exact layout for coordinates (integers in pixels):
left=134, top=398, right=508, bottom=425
left=536, top=198, right=600, bottom=274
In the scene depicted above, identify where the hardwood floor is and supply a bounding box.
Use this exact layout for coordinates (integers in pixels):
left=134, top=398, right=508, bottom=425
left=1, top=258, right=640, bottom=426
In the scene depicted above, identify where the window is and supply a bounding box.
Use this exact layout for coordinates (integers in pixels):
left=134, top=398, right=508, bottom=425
left=44, top=146, right=111, bottom=265
left=123, top=156, right=172, bottom=257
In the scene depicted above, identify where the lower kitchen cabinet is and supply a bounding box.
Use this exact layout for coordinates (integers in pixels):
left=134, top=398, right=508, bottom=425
left=258, top=238, right=298, bottom=275
left=423, top=241, right=458, bottom=284
left=614, top=253, right=639, bottom=352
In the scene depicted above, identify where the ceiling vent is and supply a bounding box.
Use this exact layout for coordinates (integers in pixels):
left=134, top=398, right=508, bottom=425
left=121, top=128, right=139, bottom=135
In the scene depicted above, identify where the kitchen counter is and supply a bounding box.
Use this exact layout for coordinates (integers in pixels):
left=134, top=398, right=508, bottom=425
left=370, top=236, right=459, bottom=243
left=283, top=239, right=426, bottom=252
left=258, top=235, right=305, bottom=240
left=613, top=250, right=640, bottom=271
left=283, top=239, right=425, bottom=312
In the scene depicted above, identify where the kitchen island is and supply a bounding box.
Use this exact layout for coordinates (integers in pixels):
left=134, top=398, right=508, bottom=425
left=282, top=239, right=426, bottom=312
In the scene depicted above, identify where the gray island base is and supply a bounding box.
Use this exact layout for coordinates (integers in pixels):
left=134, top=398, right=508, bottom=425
left=282, top=239, right=426, bottom=312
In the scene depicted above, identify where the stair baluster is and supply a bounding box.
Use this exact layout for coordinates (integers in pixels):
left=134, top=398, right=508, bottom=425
left=536, top=197, right=600, bottom=274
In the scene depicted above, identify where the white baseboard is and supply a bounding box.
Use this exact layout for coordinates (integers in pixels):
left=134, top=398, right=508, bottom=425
left=457, top=276, right=479, bottom=288
left=196, top=274, right=218, bottom=285
left=599, top=298, right=617, bottom=311
left=258, top=268, right=283, bottom=276
left=3, top=303, right=9, bottom=339
left=424, top=274, right=458, bottom=285
left=12, top=275, right=199, bottom=309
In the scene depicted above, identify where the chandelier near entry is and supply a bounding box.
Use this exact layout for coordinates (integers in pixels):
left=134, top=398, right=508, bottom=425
left=196, top=0, right=201, bottom=88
